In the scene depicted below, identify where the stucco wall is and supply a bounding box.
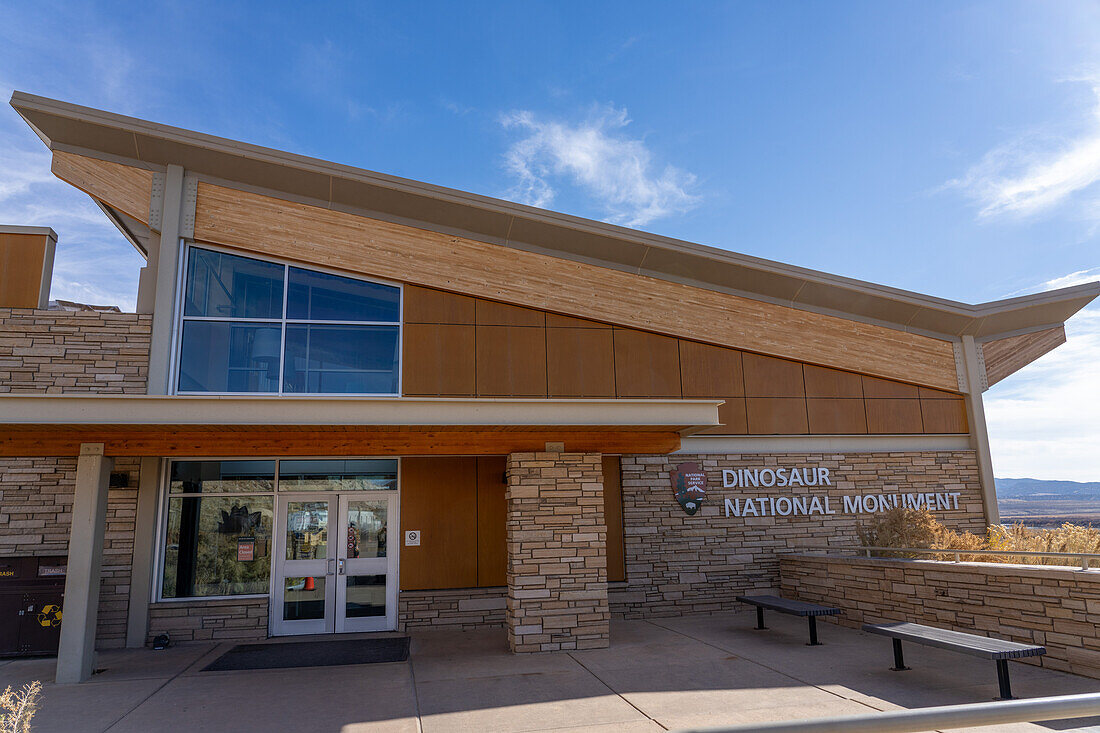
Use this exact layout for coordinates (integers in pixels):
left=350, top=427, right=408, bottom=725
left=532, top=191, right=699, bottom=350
left=609, top=451, right=986, bottom=618
left=780, top=554, right=1100, bottom=679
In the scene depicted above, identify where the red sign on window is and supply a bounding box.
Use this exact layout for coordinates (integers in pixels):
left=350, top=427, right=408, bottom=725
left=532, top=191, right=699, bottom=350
left=237, top=538, right=255, bottom=562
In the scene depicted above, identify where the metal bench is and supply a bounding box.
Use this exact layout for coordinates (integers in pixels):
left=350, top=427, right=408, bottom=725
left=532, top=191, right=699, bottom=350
left=862, top=621, right=1046, bottom=700
left=735, top=595, right=841, bottom=645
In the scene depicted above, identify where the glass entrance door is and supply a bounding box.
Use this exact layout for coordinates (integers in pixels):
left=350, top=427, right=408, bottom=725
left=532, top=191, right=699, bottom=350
left=337, top=496, right=396, bottom=632
left=272, top=493, right=397, bottom=635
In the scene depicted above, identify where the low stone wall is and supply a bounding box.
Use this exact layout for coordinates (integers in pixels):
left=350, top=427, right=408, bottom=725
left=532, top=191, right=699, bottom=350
left=400, top=587, right=506, bottom=631
left=0, top=456, right=140, bottom=648
left=0, top=309, right=151, bottom=393
left=780, top=554, right=1100, bottom=679
left=613, top=451, right=986, bottom=619
left=147, top=598, right=269, bottom=643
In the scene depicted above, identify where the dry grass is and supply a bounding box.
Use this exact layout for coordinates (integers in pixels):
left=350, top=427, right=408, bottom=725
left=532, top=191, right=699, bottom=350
left=0, top=681, right=41, bottom=733
left=857, top=508, right=1100, bottom=567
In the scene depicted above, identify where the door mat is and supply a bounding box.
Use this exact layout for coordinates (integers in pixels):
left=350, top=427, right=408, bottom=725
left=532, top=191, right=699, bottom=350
left=203, top=636, right=410, bottom=671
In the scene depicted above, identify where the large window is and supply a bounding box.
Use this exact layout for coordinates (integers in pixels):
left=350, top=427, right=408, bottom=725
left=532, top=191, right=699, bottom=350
left=176, top=246, right=401, bottom=394
left=159, top=458, right=398, bottom=600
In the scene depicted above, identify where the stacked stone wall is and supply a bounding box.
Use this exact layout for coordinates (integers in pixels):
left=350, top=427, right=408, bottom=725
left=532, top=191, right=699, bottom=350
left=0, top=456, right=140, bottom=648
left=611, top=451, right=986, bottom=619
left=400, top=587, right=506, bottom=630
left=147, top=598, right=269, bottom=643
left=781, top=554, right=1100, bottom=679
left=0, top=308, right=151, bottom=393
left=506, top=451, right=609, bottom=652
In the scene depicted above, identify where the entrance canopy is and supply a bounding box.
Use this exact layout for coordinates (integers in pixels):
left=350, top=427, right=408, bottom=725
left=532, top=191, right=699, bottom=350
left=0, top=395, right=721, bottom=456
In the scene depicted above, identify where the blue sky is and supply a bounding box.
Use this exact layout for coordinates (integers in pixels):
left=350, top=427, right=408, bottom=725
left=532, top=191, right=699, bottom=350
left=1, top=1, right=1098, bottom=480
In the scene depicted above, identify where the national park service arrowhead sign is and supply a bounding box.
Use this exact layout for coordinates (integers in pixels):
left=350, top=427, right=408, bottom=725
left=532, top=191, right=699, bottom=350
left=670, top=462, right=707, bottom=515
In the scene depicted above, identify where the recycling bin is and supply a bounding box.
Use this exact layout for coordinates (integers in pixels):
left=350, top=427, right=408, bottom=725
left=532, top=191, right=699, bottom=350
left=0, top=556, right=67, bottom=656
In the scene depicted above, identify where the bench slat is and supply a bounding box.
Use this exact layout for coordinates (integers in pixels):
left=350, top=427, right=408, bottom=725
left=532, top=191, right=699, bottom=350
left=862, top=622, right=1045, bottom=660
left=736, top=595, right=841, bottom=617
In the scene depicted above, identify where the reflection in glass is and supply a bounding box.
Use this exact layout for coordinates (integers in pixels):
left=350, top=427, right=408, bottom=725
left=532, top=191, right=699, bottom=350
left=178, top=321, right=283, bottom=392
left=285, top=501, right=329, bottom=560
left=345, top=575, right=386, bottom=618
left=169, top=460, right=275, bottom=494
left=184, top=247, right=284, bottom=319
left=161, top=496, right=273, bottom=598
left=282, top=324, right=399, bottom=394
left=287, top=267, right=400, bottom=322
left=283, top=576, right=326, bottom=621
left=346, top=500, right=387, bottom=559
left=278, top=460, right=398, bottom=492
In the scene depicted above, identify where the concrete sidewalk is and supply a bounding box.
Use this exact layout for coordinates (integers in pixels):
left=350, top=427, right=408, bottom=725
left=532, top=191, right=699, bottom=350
left=3, top=611, right=1100, bottom=732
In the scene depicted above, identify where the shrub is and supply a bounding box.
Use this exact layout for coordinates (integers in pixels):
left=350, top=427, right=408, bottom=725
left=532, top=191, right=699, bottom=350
left=857, top=508, right=1100, bottom=567
left=0, top=681, right=41, bottom=733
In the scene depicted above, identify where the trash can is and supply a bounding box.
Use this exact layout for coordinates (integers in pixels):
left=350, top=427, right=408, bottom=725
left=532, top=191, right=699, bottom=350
left=0, top=556, right=67, bottom=657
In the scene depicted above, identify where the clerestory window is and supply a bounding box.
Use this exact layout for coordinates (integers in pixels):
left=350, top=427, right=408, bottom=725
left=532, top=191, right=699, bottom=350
left=175, top=246, right=401, bottom=395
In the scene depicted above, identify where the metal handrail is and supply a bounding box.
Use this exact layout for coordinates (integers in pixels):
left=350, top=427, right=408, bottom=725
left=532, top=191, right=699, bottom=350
left=789, top=545, right=1100, bottom=570
left=669, top=692, right=1100, bottom=733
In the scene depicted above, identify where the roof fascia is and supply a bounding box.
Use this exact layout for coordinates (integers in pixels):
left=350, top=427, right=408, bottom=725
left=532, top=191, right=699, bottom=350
left=11, top=91, right=1099, bottom=341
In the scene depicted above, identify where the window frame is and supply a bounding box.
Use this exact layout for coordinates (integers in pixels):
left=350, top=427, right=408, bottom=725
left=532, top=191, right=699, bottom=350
left=171, top=242, right=403, bottom=397
left=153, top=456, right=402, bottom=604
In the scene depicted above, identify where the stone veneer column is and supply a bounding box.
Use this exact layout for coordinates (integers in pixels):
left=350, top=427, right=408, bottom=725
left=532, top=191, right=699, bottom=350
left=505, top=451, right=609, bottom=652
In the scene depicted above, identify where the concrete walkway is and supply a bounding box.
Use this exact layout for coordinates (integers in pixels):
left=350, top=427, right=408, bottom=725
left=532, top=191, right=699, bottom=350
left=3, top=611, right=1100, bottom=732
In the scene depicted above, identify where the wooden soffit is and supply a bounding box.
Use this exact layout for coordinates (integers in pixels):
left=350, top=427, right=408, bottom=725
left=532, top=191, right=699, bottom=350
left=981, top=326, right=1067, bottom=387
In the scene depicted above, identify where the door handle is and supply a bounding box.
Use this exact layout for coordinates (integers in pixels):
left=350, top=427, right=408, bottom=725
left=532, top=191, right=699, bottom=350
left=338, top=559, right=346, bottom=576
left=327, top=558, right=336, bottom=576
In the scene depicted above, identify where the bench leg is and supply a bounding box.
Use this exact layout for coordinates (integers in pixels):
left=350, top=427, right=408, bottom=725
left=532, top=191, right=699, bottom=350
left=891, top=638, right=910, bottom=671
left=755, top=607, right=767, bottom=630
left=995, top=659, right=1014, bottom=700
left=807, top=616, right=821, bottom=646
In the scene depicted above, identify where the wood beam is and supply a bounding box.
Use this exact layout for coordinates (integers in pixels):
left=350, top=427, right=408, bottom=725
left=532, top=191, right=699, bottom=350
left=0, top=428, right=682, bottom=457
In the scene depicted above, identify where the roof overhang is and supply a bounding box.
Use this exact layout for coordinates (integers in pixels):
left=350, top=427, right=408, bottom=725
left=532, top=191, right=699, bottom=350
left=10, top=91, right=1100, bottom=341
left=0, top=395, right=721, bottom=457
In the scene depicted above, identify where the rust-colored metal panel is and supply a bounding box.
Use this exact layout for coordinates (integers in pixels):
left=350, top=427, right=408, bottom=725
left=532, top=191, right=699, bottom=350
left=920, top=398, right=969, bottom=434
left=746, top=398, right=809, bottom=434
left=743, top=353, right=806, bottom=398
left=399, top=457, right=478, bottom=590
left=917, top=385, right=963, bottom=399
left=613, top=329, right=682, bottom=397
left=603, top=455, right=625, bottom=583
left=803, top=365, right=863, bottom=398
left=547, top=328, right=616, bottom=397
left=403, top=285, right=475, bottom=324
left=476, top=456, right=507, bottom=587
left=806, top=398, right=868, bottom=434
left=402, top=324, right=476, bottom=396
left=0, top=234, right=48, bottom=308
left=862, top=375, right=919, bottom=399
left=546, top=313, right=611, bottom=329
left=475, top=299, right=545, bottom=327
left=694, top=397, right=749, bottom=434
left=475, top=325, right=548, bottom=397
left=679, top=341, right=744, bottom=398
left=866, top=399, right=924, bottom=434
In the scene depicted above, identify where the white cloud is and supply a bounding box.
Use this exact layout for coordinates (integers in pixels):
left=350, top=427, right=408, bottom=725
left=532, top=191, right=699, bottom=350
left=986, top=271, right=1100, bottom=482
left=947, top=77, right=1100, bottom=219
left=500, top=105, right=699, bottom=227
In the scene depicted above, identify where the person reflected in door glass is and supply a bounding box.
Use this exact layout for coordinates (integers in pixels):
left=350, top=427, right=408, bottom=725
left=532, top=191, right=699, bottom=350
left=347, top=522, right=360, bottom=559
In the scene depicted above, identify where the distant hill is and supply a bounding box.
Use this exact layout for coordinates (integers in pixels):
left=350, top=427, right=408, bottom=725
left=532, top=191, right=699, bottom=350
left=996, top=478, right=1100, bottom=500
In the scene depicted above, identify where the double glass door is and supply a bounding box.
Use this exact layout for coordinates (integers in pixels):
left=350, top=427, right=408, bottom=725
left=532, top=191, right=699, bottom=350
left=272, top=494, right=397, bottom=635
